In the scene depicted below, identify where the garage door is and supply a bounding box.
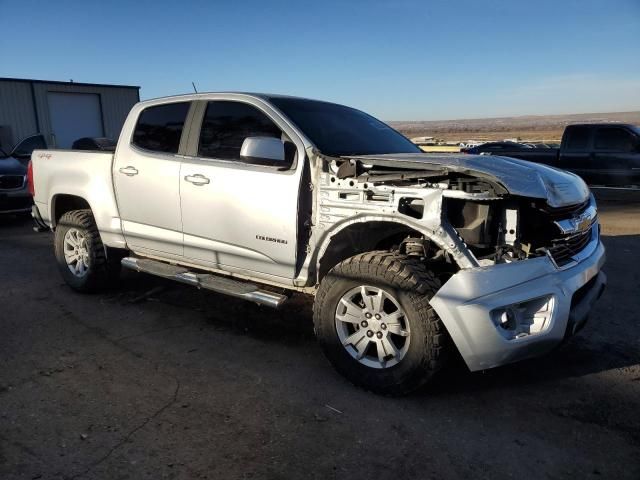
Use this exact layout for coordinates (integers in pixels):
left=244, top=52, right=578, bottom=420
left=47, top=92, right=104, bottom=148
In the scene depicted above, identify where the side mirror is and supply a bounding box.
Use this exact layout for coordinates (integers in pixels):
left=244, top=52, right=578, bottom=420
left=240, top=137, right=286, bottom=164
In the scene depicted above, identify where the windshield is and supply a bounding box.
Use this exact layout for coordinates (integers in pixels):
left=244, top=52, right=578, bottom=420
left=6, top=134, right=47, bottom=159
left=269, top=97, right=421, bottom=157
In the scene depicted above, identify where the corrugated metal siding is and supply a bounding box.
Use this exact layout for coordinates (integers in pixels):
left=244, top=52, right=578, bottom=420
left=0, top=79, right=139, bottom=149
left=32, top=83, right=139, bottom=146
left=0, top=80, right=38, bottom=147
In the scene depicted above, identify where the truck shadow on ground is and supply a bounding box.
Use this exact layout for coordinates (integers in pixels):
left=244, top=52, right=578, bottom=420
left=112, top=271, right=317, bottom=345
left=109, top=233, right=638, bottom=397
left=5, top=212, right=636, bottom=396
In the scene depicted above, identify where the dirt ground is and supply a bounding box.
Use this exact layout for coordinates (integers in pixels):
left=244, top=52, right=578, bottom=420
left=1, top=190, right=639, bottom=480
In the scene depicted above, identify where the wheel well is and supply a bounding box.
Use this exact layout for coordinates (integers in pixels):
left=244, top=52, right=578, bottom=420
left=52, top=195, right=91, bottom=226
left=317, top=222, right=425, bottom=282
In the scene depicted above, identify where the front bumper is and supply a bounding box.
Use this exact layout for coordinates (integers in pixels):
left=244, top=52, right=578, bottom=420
left=0, top=186, right=32, bottom=214
left=430, top=223, right=606, bottom=372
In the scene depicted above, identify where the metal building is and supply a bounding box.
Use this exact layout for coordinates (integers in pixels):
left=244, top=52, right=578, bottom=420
left=0, top=77, right=140, bottom=151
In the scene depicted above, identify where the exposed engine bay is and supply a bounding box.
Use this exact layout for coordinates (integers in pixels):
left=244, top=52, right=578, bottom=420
left=322, top=154, right=596, bottom=270
left=443, top=195, right=594, bottom=267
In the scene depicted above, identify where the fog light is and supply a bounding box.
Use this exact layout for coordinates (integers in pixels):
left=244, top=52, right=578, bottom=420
left=493, top=296, right=555, bottom=340
left=499, top=308, right=517, bottom=330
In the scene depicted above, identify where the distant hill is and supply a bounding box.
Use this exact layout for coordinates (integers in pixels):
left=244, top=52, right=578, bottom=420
left=389, top=111, right=640, bottom=142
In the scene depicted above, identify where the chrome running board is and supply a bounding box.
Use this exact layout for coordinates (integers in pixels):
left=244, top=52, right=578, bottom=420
left=121, top=257, right=287, bottom=308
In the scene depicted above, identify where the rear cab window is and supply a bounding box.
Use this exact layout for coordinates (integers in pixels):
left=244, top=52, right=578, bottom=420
left=132, top=102, right=190, bottom=154
left=197, top=101, right=287, bottom=165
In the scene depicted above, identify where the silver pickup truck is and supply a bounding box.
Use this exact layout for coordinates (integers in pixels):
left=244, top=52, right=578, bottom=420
left=29, top=93, right=606, bottom=394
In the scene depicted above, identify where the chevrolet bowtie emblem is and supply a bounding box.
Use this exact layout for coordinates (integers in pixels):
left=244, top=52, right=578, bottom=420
left=554, top=203, right=597, bottom=235
left=576, top=215, right=592, bottom=232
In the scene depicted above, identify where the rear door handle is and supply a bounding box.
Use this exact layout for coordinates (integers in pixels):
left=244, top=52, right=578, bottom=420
left=119, top=166, right=139, bottom=176
left=184, top=174, right=210, bottom=186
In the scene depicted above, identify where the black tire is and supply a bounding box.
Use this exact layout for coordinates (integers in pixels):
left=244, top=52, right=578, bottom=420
left=313, top=251, right=451, bottom=395
left=54, top=209, right=121, bottom=292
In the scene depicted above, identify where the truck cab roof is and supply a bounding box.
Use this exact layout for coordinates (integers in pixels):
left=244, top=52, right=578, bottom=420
left=137, top=92, right=325, bottom=107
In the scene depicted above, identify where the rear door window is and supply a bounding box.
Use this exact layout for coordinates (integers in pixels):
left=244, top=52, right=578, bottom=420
left=564, top=127, right=591, bottom=151
left=595, top=128, right=636, bottom=152
left=198, top=101, right=282, bottom=161
left=132, top=102, right=190, bottom=154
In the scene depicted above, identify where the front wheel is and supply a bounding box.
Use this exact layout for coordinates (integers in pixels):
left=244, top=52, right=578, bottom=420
left=313, top=251, right=452, bottom=395
left=54, top=209, right=121, bottom=292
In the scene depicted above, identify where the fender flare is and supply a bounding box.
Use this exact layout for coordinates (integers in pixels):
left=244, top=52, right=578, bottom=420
left=49, top=191, right=92, bottom=227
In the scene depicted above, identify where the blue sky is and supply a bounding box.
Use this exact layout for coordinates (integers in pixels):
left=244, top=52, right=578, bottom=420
left=1, top=0, right=639, bottom=120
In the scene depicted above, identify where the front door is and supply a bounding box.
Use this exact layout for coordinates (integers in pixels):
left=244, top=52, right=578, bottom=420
left=179, top=100, right=302, bottom=280
left=113, top=101, right=191, bottom=256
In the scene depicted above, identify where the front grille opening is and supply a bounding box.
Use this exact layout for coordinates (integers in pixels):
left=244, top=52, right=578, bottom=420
left=547, top=229, right=593, bottom=266
left=518, top=198, right=594, bottom=266
left=0, top=175, right=25, bottom=190
left=536, top=198, right=590, bottom=220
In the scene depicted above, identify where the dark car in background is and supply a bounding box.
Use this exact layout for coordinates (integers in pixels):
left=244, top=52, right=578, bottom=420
left=474, top=124, right=640, bottom=187
left=71, top=137, right=117, bottom=152
left=0, top=134, right=47, bottom=214
left=461, top=141, right=533, bottom=155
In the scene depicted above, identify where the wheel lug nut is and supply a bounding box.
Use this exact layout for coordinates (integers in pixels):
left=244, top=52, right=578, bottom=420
left=361, top=321, right=368, bottom=328
left=376, top=332, right=383, bottom=339
left=375, top=314, right=381, bottom=320
left=366, top=330, right=373, bottom=337
left=365, top=313, right=372, bottom=319
left=381, top=323, right=387, bottom=330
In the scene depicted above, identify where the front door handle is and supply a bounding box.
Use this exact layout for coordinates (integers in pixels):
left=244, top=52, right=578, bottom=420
left=184, top=174, right=210, bottom=186
left=119, top=166, right=139, bottom=176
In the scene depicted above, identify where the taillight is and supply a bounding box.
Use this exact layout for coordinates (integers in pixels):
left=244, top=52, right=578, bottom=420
left=27, top=160, right=35, bottom=196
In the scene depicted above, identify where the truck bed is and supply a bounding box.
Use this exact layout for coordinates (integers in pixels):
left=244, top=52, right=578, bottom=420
left=31, top=149, right=126, bottom=248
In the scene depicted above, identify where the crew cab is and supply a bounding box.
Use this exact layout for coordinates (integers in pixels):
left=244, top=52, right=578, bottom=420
left=473, top=124, right=640, bottom=187
left=29, top=93, right=606, bottom=394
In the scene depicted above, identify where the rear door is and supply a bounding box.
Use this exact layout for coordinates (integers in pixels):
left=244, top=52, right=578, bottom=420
left=592, top=126, right=640, bottom=186
left=558, top=126, right=594, bottom=182
left=113, top=101, right=192, bottom=256
left=179, top=99, right=303, bottom=281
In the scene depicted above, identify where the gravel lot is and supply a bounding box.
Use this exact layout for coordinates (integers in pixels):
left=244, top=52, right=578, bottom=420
left=1, top=191, right=639, bottom=480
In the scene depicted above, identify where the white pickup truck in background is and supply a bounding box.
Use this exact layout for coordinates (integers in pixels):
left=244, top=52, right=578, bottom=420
left=29, top=93, right=606, bottom=394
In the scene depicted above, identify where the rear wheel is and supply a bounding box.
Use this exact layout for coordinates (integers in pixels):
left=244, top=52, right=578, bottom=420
left=54, top=209, right=121, bottom=292
left=314, top=251, right=451, bottom=395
